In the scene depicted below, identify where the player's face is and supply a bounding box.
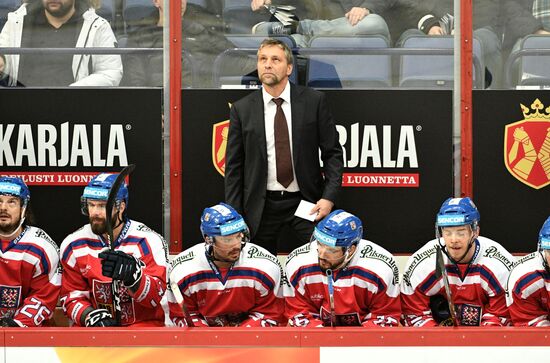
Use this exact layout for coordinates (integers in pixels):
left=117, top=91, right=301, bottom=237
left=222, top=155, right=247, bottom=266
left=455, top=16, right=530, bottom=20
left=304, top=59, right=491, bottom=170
left=544, top=250, right=550, bottom=267
left=0, top=195, right=22, bottom=235
left=442, top=225, right=477, bottom=262
left=43, top=0, right=75, bottom=17
left=257, top=45, right=292, bottom=87
left=87, top=199, right=120, bottom=235
left=317, top=242, right=346, bottom=271
left=213, top=232, right=243, bottom=263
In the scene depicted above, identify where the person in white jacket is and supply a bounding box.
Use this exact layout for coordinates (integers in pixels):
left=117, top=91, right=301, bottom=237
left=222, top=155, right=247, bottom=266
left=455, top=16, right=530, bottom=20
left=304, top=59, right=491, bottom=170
left=0, top=0, right=122, bottom=87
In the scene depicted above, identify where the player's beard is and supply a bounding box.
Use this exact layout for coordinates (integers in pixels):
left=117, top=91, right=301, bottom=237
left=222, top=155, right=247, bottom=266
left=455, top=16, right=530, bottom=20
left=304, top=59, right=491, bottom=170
left=0, top=215, right=21, bottom=236
left=90, top=216, right=107, bottom=235
left=318, top=257, right=341, bottom=273
left=213, top=246, right=241, bottom=263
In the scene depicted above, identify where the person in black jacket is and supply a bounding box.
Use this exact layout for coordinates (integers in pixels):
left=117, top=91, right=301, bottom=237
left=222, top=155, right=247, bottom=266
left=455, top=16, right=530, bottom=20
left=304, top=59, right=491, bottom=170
left=123, top=0, right=256, bottom=87
left=394, top=0, right=504, bottom=88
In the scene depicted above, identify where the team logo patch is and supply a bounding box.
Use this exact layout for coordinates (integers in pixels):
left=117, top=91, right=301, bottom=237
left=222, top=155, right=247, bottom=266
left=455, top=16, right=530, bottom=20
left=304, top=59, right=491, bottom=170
left=0, top=286, right=21, bottom=309
left=92, top=280, right=135, bottom=325
left=504, top=99, right=550, bottom=189
left=319, top=307, right=361, bottom=326
left=457, top=303, right=482, bottom=326
left=212, top=116, right=230, bottom=177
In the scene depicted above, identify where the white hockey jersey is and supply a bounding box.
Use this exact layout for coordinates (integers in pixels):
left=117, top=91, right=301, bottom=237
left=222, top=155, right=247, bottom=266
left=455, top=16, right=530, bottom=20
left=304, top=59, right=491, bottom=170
left=285, top=240, right=401, bottom=327
left=60, top=219, right=169, bottom=327
left=168, top=242, right=285, bottom=327
left=506, top=252, right=550, bottom=327
left=0, top=226, right=61, bottom=327
left=401, top=237, right=515, bottom=327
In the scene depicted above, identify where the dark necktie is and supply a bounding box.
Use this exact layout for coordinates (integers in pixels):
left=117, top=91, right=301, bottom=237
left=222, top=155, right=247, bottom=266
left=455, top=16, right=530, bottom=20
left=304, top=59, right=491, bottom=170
left=272, top=98, right=293, bottom=188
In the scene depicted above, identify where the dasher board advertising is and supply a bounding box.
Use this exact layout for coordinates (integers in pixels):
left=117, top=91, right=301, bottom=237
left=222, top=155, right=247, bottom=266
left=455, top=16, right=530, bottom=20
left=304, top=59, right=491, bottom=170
left=0, top=89, right=163, bottom=245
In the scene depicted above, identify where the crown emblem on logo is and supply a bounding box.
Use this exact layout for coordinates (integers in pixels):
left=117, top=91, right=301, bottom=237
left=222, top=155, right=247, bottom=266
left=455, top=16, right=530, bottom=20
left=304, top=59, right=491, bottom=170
left=520, top=99, right=550, bottom=121
left=503, top=99, right=550, bottom=190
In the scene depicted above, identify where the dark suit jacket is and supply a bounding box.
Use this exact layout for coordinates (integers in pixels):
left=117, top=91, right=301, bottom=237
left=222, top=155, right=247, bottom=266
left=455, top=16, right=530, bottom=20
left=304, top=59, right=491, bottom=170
left=224, top=83, right=343, bottom=237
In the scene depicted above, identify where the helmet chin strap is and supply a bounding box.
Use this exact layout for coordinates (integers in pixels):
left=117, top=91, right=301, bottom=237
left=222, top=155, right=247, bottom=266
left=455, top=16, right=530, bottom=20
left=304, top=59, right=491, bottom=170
left=0, top=207, right=26, bottom=239
left=541, top=250, right=550, bottom=274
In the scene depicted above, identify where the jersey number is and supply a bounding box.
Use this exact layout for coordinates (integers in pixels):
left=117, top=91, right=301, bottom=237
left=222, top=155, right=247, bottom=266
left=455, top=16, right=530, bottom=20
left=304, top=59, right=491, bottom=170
left=20, top=297, right=52, bottom=326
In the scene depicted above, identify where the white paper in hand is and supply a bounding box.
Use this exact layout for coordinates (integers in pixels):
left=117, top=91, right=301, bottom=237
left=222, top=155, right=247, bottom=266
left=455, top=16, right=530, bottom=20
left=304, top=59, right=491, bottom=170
left=294, top=200, right=318, bottom=222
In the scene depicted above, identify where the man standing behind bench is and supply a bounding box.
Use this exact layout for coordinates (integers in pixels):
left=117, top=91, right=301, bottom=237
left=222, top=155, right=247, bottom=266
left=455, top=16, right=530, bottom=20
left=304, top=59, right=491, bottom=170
left=225, top=38, right=343, bottom=255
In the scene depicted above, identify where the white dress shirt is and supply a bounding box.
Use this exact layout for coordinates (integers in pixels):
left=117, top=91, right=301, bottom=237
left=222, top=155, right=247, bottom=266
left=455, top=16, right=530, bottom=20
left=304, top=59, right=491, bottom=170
left=262, top=82, right=299, bottom=192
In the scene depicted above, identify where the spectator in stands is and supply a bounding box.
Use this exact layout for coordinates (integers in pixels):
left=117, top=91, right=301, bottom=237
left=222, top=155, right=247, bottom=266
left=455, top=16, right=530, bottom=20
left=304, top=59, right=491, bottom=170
left=167, top=203, right=285, bottom=327
left=401, top=197, right=515, bottom=327
left=60, top=173, right=168, bottom=327
left=285, top=210, right=401, bottom=327
left=123, top=0, right=255, bottom=87
left=506, top=216, right=550, bottom=327
left=503, top=0, right=550, bottom=52
left=0, top=177, right=61, bottom=327
left=500, top=0, right=550, bottom=86
left=251, top=0, right=393, bottom=46
left=394, top=0, right=503, bottom=87
left=0, top=0, right=122, bottom=87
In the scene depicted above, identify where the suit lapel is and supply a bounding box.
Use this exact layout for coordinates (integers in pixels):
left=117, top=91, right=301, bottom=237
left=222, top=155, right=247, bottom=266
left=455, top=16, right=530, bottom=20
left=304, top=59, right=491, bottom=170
left=250, top=90, right=267, bottom=163
left=290, top=84, right=304, bottom=166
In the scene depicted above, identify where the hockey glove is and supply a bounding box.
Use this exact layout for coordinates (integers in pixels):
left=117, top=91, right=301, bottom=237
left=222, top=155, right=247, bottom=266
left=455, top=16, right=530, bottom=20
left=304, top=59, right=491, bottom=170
left=0, top=317, right=23, bottom=327
left=99, top=250, right=144, bottom=287
left=84, top=308, right=118, bottom=327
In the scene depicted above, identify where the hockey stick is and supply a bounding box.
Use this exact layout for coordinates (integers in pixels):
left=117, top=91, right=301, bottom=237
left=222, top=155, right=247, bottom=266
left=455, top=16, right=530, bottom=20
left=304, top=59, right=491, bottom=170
left=434, top=245, right=459, bottom=326
left=105, top=164, right=135, bottom=325
left=325, top=269, right=336, bottom=327
left=169, top=272, right=195, bottom=327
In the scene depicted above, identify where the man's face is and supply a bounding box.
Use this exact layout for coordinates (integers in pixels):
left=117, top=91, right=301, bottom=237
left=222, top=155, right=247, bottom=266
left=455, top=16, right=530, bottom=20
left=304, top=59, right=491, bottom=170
left=87, top=199, right=122, bottom=235
left=257, top=45, right=292, bottom=87
left=212, top=232, right=243, bottom=263
left=544, top=250, right=550, bottom=267
left=442, top=225, right=477, bottom=262
left=0, top=195, right=23, bottom=236
left=42, top=0, right=75, bottom=18
left=317, top=242, right=347, bottom=271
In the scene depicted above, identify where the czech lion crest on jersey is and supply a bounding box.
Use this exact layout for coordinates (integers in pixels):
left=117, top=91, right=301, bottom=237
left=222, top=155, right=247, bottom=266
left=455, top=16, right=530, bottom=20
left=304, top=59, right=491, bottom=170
left=92, top=280, right=135, bottom=325
left=212, top=108, right=231, bottom=177
left=0, top=285, right=21, bottom=309
left=504, top=99, right=550, bottom=189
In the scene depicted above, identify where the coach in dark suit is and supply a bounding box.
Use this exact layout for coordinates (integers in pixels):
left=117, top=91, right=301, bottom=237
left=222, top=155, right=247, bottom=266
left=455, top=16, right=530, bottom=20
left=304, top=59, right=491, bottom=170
left=225, top=38, right=343, bottom=254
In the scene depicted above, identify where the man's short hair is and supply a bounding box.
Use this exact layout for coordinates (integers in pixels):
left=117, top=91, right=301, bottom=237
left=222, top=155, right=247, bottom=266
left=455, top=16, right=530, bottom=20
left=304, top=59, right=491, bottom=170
left=258, top=38, right=293, bottom=65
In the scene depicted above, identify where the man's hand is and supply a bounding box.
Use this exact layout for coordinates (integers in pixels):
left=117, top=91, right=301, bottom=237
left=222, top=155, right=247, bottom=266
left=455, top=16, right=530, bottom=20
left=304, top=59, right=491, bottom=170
left=428, top=26, right=444, bottom=35
left=310, top=199, right=334, bottom=221
left=536, top=29, right=550, bottom=35
left=84, top=308, right=118, bottom=327
left=251, top=0, right=270, bottom=11
left=345, top=7, right=369, bottom=26
left=99, top=250, right=143, bottom=287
